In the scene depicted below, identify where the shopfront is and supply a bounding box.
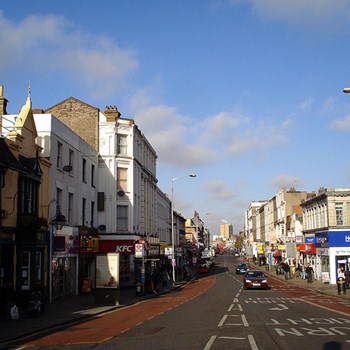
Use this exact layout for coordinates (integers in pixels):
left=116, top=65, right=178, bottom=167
left=52, top=226, right=79, bottom=299
left=328, top=229, right=350, bottom=284
left=98, top=237, right=136, bottom=286
left=300, top=242, right=317, bottom=277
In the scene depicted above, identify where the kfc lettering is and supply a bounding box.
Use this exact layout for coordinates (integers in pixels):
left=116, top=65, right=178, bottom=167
left=116, top=245, right=132, bottom=253
left=99, top=240, right=135, bottom=254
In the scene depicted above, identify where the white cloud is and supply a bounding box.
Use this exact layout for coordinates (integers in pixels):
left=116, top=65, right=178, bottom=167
left=205, top=180, right=236, bottom=201
left=331, top=114, right=350, bottom=131
left=129, top=91, right=217, bottom=167
left=271, top=175, right=303, bottom=189
left=0, top=11, right=139, bottom=100
left=130, top=89, right=291, bottom=167
left=250, top=0, right=350, bottom=29
left=299, top=98, right=314, bottom=110
left=227, top=122, right=289, bottom=156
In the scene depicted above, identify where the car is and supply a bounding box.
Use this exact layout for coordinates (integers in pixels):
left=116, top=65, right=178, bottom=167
left=197, top=258, right=210, bottom=273
left=236, top=262, right=249, bottom=275
left=243, top=270, right=269, bottom=290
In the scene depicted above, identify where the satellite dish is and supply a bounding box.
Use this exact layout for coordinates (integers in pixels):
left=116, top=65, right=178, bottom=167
left=117, top=190, right=125, bottom=197
left=63, top=164, right=73, bottom=172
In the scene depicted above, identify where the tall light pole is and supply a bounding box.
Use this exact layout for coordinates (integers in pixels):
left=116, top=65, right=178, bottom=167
left=171, top=173, right=196, bottom=285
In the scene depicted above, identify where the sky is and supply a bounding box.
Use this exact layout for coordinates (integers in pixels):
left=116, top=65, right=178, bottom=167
left=1, top=1, right=350, bottom=235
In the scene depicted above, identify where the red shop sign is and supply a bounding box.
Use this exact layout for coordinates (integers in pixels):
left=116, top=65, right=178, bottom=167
left=299, top=244, right=316, bottom=254
left=98, top=240, right=135, bottom=254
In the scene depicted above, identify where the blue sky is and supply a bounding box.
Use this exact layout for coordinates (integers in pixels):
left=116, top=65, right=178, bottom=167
left=2, top=1, right=350, bottom=234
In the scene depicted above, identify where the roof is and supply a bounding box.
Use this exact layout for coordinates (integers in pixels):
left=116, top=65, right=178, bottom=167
left=0, top=138, right=24, bottom=172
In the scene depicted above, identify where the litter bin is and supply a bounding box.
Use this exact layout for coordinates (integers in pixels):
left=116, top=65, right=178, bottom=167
left=135, top=282, right=144, bottom=297
left=337, top=277, right=346, bottom=295
left=94, top=288, right=120, bottom=306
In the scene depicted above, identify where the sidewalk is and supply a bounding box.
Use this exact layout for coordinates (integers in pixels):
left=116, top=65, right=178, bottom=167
left=252, top=263, right=350, bottom=301
left=0, top=281, right=184, bottom=347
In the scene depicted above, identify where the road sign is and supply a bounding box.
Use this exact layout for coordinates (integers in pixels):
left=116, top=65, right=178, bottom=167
left=135, top=243, right=143, bottom=258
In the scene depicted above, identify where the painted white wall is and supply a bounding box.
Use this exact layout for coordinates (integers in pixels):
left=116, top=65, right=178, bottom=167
left=34, top=113, right=98, bottom=227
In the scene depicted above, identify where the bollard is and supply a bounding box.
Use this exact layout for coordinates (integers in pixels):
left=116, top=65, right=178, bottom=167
left=337, top=277, right=346, bottom=295
left=135, top=282, right=144, bottom=297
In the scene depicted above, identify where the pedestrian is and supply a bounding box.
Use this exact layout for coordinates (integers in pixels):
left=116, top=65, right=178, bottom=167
left=305, top=264, right=314, bottom=283
left=151, top=268, right=160, bottom=293
left=283, top=262, right=290, bottom=280
left=161, top=268, right=170, bottom=287
left=344, top=268, right=350, bottom=289
left=301, top=265, right=306, bottom=280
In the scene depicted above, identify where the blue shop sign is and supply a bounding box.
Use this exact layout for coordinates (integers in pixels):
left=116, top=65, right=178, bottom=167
left=315, top=231, right=329, bottom=248
left=305, top=236, right=316, bottom=244
left=328, top=230, right=350, bottom=247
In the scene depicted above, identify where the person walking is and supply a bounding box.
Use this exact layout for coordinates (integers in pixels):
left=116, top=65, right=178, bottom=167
left=305, top=264, right=314, bottom=283
left=283, top=262, right=290, bottom=280
left=344, top=268, right=350, bottom=289
left=161, top=268, right=170, bottom=287
left=151, top=268, right=160, bottom=294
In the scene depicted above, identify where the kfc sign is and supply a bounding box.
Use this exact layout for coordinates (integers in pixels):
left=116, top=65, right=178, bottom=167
left=99, top=240, right=135, bottom=254
left=116, top=245, right=133, bottom=253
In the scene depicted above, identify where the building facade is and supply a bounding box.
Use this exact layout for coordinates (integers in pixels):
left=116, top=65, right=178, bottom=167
left=301, top=188, right=350, bottom=284
left=1, top=87, right=51, bottom=304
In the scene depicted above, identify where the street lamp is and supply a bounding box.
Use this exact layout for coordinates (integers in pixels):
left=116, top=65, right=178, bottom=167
left=343, top=87, right=350, bottom=93
left=49, top=203, right=66, bottom=303
left=171, top=173, right=196, bottom=285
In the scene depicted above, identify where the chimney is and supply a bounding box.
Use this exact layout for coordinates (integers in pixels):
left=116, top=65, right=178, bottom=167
left=104, top=105, right=121, bottom=122
left=0, top=85, right=8, bottom=116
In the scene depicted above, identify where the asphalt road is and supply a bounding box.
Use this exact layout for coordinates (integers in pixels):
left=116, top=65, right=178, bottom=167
left=13, top=254, right=350, bottom=350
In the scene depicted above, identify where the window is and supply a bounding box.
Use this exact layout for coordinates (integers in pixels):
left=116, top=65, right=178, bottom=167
left=69, top=149, right=74, bottom=174
left=36, top=251, right=42, bottom=281
left=21, top=251, right=30, bottom=290
left=19, top=176, right=39, bottom=215
left=68, top=193, right=73, bottom=224
left=117, top=205, right=128, bottom=231
left=335, top=203, right=343, bottom=226
left=82, top=158, right=87, bottom=182
left=117, top=167, right=127, bottom=191
left=98, top=192, right=105, bottom=211
left=117, top=134, right=127, bottom=156
left=91, top=201, right=95, bottom=227
left=56, top=188, right=62, bottom=210
left=57, top=142, right=62, bottom=169
left=91, top=164, right=95, bottom=187
left=82, top=198, right=86, bottom=226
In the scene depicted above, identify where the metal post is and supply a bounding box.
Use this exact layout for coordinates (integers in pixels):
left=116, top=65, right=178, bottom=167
left=171, top=179, right=175, bottom=286
left=170, top=174, right=196, bottom=286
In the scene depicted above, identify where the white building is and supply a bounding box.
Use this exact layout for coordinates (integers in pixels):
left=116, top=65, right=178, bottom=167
left=301, top=188, right=350, bottom=284
left=34, top=112, right=99, bottom=300
left=98, top=106, right=158, bottom=286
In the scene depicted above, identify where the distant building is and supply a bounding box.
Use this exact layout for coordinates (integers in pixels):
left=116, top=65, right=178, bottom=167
left=301, top=187, right=350, bottom=284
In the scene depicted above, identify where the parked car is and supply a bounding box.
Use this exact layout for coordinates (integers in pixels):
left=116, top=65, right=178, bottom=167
left=197, top=258, right=210, bottom=273
left=243, top=270, right=269, bottom=290
left=236, top=262, right=249, bottom=275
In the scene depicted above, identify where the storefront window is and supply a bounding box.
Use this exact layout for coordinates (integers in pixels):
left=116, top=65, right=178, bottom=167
left=21, top=251, right=30, bottom=290
left=120, top=254, right=130, bottom=282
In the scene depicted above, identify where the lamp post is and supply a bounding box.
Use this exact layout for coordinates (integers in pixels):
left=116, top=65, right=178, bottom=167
left=49, top=203, right=66, bottom=303
left=171, top=173, right=196, bottom=285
